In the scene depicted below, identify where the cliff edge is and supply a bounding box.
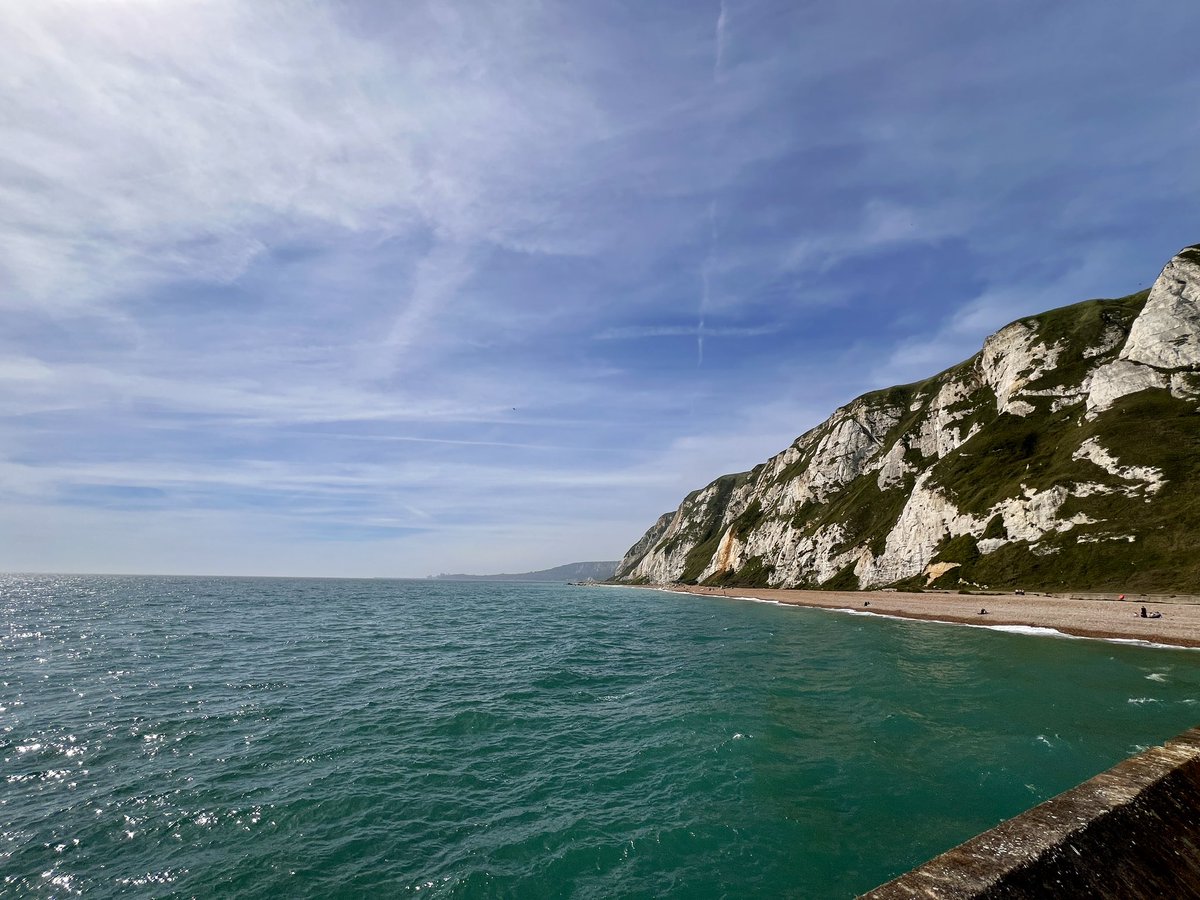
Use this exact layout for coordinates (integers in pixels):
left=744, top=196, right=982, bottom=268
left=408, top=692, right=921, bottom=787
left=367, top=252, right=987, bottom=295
left=616, top=245, right=1200, bottom=593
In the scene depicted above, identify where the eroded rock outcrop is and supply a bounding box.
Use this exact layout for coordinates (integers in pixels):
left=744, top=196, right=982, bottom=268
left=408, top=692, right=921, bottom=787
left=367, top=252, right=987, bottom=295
left=1121, top=249, right=1200, bottom=369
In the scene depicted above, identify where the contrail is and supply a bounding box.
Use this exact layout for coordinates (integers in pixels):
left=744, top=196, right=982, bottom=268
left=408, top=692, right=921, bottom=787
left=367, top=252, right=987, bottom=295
left=698, top=1, right=727, bottom=367
left=698, top=201, right=718, bottom=366
left=714, top=0, right=728, bottom=82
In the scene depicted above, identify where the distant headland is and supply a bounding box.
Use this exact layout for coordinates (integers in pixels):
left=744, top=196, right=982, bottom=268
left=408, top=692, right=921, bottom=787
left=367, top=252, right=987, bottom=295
left=427, top=560, right=618, bottom=583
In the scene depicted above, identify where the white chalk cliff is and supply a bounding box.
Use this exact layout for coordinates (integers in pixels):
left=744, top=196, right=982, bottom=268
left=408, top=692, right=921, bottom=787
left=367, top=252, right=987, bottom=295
left=617, top=245, right=1200, bottom=592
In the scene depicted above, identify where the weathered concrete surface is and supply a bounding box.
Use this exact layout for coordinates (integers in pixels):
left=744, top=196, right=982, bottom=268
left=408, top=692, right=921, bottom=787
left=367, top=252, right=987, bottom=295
left=860, top=726, right=1200, bottom=899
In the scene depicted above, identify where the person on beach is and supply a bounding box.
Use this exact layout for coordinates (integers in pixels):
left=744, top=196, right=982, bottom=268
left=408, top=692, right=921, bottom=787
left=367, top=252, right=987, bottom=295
left=979, top=608, right=988, bottom=615
left=1141, top=606, right=1148, bottom=618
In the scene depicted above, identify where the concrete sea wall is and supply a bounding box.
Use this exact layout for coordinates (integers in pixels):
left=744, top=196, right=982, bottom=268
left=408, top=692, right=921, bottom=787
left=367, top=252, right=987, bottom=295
left=861, top=726, right=1200, bottom=899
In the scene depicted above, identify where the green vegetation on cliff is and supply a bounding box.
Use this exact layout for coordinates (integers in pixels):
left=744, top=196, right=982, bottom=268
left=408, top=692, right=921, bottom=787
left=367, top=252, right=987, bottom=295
left=615, top=250, right=1200, bottom=594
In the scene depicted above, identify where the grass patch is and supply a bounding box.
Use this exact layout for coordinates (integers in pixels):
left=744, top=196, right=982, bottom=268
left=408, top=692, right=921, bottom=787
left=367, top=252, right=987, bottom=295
left=982, top=515, right=1006, bottom=540
left=705, top=555, right=776, bottom=588
left=819, top=563, right=860, bottom=591
left=731, top=500, right=765, bottom=540
left=1022, top=290, right=1148, bottom=392
left=931, top=411, right=1057, bottom=514
left=932, top=533, right=980, bottom=565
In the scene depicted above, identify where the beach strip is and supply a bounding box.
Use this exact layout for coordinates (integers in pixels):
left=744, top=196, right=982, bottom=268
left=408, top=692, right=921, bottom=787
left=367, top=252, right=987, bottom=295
left=637, top=585, right=1200, bottom=649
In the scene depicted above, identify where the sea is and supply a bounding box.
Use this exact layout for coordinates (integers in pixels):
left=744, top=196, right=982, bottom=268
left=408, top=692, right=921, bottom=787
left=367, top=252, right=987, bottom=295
left=4, top=575, right=1200, bottom=899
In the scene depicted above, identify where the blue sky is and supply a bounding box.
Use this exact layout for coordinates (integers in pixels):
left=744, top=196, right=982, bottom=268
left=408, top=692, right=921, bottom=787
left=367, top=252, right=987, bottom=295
left=2, top=0, right=1198, bottom=577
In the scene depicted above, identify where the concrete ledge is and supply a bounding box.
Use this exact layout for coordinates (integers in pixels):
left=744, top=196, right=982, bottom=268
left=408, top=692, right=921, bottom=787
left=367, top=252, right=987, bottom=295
left=861, top=726, right=1200, bottom=899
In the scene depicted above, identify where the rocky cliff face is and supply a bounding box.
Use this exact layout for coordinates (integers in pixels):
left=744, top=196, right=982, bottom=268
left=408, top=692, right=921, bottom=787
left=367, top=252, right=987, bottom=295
left=617, top=246, right=1200, bottom=593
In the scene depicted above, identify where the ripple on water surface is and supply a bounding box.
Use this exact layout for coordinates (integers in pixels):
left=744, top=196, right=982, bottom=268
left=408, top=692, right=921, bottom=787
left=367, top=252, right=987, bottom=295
left=3, top=575, right=1200, bottom=898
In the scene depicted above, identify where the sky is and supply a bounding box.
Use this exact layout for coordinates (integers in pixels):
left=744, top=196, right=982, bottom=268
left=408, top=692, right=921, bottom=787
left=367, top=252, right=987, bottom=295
left=2, top=0, right=1199, bottom=577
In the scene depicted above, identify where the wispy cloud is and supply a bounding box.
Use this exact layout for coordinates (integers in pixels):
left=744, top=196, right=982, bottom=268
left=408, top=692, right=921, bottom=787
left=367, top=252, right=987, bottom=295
left=714, top=0, right=729, bottom=81
left=0, top=2, right=609, bottom=326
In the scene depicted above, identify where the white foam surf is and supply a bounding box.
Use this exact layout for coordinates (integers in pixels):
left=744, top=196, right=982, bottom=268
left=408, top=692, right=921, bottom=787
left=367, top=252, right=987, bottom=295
left=653, top=587, right=1199, bottom=651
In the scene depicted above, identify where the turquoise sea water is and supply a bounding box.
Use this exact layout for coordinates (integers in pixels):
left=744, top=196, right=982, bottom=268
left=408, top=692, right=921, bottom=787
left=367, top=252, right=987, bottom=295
left=4, top=575, right=1200, bottom=898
